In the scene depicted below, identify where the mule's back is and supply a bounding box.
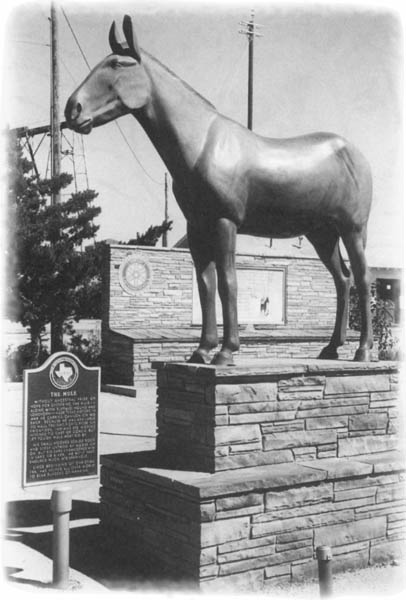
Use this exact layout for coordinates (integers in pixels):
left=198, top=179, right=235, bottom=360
left=195, top=116, right=371, bottom=237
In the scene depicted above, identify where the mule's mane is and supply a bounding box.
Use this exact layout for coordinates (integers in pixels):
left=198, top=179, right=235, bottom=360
left=142, top=50, right=216, bottom=110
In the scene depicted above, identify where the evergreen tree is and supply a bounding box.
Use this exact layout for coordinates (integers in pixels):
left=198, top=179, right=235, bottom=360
left=125, top=221, right=172, bottom=247
left=6, top=131, right=173, bottom=371
left=6, top=131, right=100, bottom=365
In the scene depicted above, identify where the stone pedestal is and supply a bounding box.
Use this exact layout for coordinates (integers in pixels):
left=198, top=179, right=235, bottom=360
left=100, top=360, right=404, bottom=591
left=155, top=359, right=399, bottom=472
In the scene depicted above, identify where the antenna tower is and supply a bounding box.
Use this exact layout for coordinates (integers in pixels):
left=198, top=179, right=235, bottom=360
left=61, top=130, right=90, bottom=193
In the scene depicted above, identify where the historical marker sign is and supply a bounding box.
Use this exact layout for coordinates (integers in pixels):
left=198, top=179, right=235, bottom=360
left=23, top=352, right=100, bottom=487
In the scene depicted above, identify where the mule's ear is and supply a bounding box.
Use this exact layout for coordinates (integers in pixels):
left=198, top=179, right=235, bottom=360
left=109, top=21, right=122, bottom=55
left=122, top=15, right=141, bottom=62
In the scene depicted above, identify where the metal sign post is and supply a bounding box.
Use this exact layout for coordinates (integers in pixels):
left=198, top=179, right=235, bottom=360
left=51, top=487, right=72, bottom=589
left=317, top=545, right=333, bottom=597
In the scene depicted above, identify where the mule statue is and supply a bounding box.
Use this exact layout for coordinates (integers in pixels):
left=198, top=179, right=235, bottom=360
left=65, top=15, right=373, bottom=365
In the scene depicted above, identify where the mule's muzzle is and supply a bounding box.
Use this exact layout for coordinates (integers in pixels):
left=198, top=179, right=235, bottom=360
left=64, top=96, right=93, bottom=134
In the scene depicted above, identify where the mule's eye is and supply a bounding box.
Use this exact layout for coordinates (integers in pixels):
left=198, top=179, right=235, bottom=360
left=111, top=59, right=120, bottom=69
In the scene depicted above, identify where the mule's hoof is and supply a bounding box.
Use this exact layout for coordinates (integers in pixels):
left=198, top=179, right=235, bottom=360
left=353, top=347, right=371, bottom=362
left=187, top=350, right=210, bottom=364
left=211, top=351, right=234, bottom=366
left=318, top=346, right=339, bottom=360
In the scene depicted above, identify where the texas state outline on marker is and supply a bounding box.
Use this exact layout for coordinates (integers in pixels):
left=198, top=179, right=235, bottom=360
left=54, top=362, right=74, bottom=382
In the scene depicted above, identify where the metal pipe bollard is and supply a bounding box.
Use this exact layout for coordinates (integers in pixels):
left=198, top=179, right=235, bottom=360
left=51, top=487, right=72, bottom=589
left=316, top=545, right=333, bottom=597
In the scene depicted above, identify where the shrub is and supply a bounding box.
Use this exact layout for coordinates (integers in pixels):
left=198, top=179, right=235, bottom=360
left=5, top=321, right=101, bottom=381
left=349, top=283, right=401, bottom=360
left=5, top=343, right=50, bottom=382
left=66, top=332, right=101, bottom=367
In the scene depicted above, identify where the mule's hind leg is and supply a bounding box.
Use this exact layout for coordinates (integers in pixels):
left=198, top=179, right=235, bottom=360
left=342, top=229, right=373, bottom=361
left=307, top=229, right=351, bottom=359
left=187, top=224, right=218, bottom=364
left=212, top=218, right=239, bottom=366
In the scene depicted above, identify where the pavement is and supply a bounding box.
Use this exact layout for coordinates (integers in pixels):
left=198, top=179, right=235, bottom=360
left=2, top=382, right=158, bottom=594
left=2, top=381, right=405, bottom=598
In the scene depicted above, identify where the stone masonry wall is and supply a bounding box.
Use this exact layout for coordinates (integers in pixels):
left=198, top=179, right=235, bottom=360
left=103, top=245, right=338, bottom=331
left=101, top=245, right=378, bottom=386
left=100, top=361, right=403, bottom=590
left=104, top=245, right=193, bottom=330
left=102, top=330, right=360, bottom=385
left=100, top=451, right=405, bottom=591
left=156, top=362, right=399, bottom=473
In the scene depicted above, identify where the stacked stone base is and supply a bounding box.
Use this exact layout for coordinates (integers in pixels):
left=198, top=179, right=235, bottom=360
left=100, top=360, right=404, bottom=590
left=155, top=360, right=398, bottom=473
left=101, top=328, right=362, bottom=385
left=100, top=450, right=404, bottom=591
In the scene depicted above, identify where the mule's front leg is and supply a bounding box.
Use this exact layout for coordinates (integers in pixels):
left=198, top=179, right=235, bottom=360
left=187, top=224, right=218, bottom=364
left=212, top=218, right=239, bottom=366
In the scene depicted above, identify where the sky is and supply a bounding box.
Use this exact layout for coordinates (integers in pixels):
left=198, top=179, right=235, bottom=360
left=1, top=0, right=404, bottom=267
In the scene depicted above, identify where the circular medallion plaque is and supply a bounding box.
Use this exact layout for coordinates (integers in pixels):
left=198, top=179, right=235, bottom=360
left=49, top=356, right=79, bottom=390
left=119, top=256, right=152, bottom=294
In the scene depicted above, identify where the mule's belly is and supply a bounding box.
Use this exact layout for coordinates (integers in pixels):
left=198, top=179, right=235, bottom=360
left=239, top=199, right=333, bottom=238
left=238, top=214, right=318, bottom=238
left=239, top=167, right=342, bottom=238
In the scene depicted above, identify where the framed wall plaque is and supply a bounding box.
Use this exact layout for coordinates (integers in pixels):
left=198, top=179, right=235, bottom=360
left=192, top=266, right=286, bottom=325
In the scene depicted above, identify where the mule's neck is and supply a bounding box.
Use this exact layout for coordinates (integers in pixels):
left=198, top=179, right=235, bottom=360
left=136, top=52, right=217, bottom=180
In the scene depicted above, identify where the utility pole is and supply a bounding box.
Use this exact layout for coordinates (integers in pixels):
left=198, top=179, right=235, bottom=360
left=240, top=10, right=270, bottom=245
left=50, top=2, right=61, bottom=205
left=239, top=9, right=263, bottom=131
left=50, top=1, right=63, bottom=352
left=163, top=172, right=168, bottom=247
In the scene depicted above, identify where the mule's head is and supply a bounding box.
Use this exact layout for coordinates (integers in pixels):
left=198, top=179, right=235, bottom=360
left=65, top=15, right=150, bottom=134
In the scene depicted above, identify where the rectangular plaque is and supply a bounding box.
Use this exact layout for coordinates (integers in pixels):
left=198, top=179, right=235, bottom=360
left=192, top=266, right=286, bottom=325
left=23, top=352, right=100, bottom=487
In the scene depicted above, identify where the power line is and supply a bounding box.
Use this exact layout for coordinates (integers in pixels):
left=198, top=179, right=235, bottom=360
left=214, top=41, right=247, bottom=108
left=58, top=22, right=142, bottom=190
left=61, top=7, right=163, bottom=187
left=60, top=56, right=77, bottom=85
left=61, top=8, right=91, bottom=70
left=13, top=40, right=50, bottom=47
left=114, top=120, right=163, bottom=185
